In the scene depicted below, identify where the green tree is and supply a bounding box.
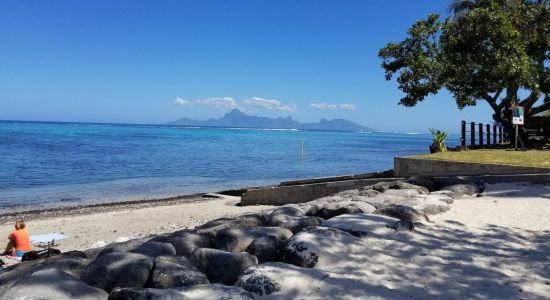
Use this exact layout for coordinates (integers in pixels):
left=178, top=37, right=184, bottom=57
left=379, top=0, right=550, bottom=134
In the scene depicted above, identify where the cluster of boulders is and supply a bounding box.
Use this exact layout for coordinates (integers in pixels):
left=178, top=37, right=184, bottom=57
left=0, top=177, right=483, bottom=299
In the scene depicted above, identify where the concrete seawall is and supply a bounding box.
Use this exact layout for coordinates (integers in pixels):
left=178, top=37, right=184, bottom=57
left=241, top=171, right=550, bottom=206
left=394, top=157, right=550, bottom=177
left=241, top=177, right=401, bottom=206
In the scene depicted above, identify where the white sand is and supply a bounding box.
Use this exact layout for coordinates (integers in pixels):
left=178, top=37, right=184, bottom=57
left=1, top=183, right=549, bottom=299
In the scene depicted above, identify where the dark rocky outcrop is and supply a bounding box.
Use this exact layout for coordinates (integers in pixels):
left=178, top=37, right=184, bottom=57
left=283, top=227, right=360, bottom=268
left=367, top=181, right=430, bottom=194
left=236, top=262, right=328, bottom=298
left=81, top=252, right=154, bottom=292
left=213, top=226, right=292, bottom=252
left=191, top=248, right=258, bottom=285
left=196, top=214, right=265, bottom=237
left=374, top=204, right=429, bottom=222
left=110, top=284, right=254, bottom=300
left=3, top=268, right=108, bottom=300
left=150, top=255, right=209, bottom=289
left=245, top=236, right=286, bottom=263
left=129, top=241, right=177, bottom=259
left=151, top=231, right=212, bottom=256
left=96, top=237, right=153, bottom=258
left=440, top=183, right=483, bottom=196
left=0, top=255, right=90, bottom=295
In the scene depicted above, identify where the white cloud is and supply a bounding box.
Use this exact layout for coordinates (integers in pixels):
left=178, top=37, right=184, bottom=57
left=339, top=104, right=357, bottom=110
left=310, top=102, right=357, bottom=111
left=173, top=96, right=238, bottom=110
left=174, top=97, right=191, bottom=106
left=195, top=97, right=238, bottom=110
left=244, top=97, right=297, bottom=112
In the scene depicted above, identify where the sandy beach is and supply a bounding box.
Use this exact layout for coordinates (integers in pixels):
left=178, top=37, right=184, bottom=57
left=1, top=182, right=549, bottom=299
left=0, top=194, right=275, bottom=252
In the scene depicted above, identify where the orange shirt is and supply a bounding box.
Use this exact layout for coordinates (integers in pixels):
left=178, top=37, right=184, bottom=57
left=9, top=229, right=32, bottom=252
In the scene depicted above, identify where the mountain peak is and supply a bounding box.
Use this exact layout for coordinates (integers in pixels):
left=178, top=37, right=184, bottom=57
left=167, top=111, right=374, bottom=132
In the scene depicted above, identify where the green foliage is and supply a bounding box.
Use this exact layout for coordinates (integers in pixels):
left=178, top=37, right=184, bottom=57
left=379, top=0, right=550, bottom=129
left=429, top=128, right=449, bottom=152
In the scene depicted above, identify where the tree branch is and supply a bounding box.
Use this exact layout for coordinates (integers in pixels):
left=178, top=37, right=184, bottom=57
left=482, top=94, right=500, bottom=114
left=519, top=89, right=542, bottom=110
left=529, top=96, right=550, bottom=116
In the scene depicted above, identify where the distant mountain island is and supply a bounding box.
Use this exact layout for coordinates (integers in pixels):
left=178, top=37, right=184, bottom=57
left=167, top=109, right=374, bottom=132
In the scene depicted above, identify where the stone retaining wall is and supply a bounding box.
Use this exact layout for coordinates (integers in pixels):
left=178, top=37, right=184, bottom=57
left=394, top=157, right=550, bottom=177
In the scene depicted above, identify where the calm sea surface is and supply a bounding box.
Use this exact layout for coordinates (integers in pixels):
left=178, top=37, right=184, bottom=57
left=0, top=121, right=459, bottom=210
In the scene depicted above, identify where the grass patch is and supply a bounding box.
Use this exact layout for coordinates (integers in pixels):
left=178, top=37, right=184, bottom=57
left=409, top=149, right=550, bottom=168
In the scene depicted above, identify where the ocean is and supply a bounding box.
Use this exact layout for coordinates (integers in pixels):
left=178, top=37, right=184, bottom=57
left=0, top=121, right=459, bottom=211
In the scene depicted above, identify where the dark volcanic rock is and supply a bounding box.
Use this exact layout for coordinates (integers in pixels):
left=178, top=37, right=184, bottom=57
left=3, top=268, right=108, bottom=300
left=405, top=176, right=435, bottom=191
left=306, top=204, right=364, bottom=220
left=81, top=252, right=153, bottom=292
left=191, top=248, right=258, bottom=285
left=150, top=255, right=209, bottom=289
left=268, top=214, right=323, bottom=234
left=96, top=237, right=152, bottom=258
left=283, top=227, right=360, bottom=268
left=0, top=256, right=89, bottom=295
left=196, top=214, right=265, bottom=236
left=441, top=183, right=483, bottom=196
left=369, top=181, right=430, bottom=194
left=109, top=287, right=187, bottom=300
left=213, top=226, right=292, bottom=252
left=246, top=235, right=286, bottom=263
left=374, top=204, right=428, bottom=222
left=151, top=231, right=212, bottom=256
left=130, top=241, right=176, bottom=259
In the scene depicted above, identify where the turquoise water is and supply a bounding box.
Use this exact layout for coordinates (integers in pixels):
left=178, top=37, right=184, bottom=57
left=0, top=121, right=458, bottom=210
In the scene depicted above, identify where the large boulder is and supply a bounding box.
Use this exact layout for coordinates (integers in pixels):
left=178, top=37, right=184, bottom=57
left=81, top=252, right=153, bottom=292
left=110, top=287, right=187, bottom=300
left=2, top=268, right=108, bottom=300
left=179, top=284, right=254, bottom=300
left=267, top=214, right=323, bottom=233
left=440, top=183, right=483, bottom=196
left=368, top=180, right=429, bottom=194
left=150, top=255, right=209, bottom=289
left=96, top=237, right=152, bottom=258
left=283, top=227, right=361, bottom=268
left=213, top=226, right=293, bottom=252
left=110, top=284, right=254, bottom=300
left=322, top=214, right=401, bottom=238
left=245, top=235, right=286, bottom=263
left=0, top=256, right=89, bottom=295
left=236, top=262, right=328, bottom=298
left=196, top=214, right=265, bottom=236
left=306, top=201, right=374, bottom=220
left=151, top=231, right=212, bottom=256
left=404, top=176, right=435, bottom=191
left=191, top=248, right=257, bottom=285
left=374, top=204, right=429, bottom=222
left=129, top=241, right=176, bottom=259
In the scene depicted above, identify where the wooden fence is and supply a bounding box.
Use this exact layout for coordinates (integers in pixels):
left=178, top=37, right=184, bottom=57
left=460, top=121, right=507, bottom=149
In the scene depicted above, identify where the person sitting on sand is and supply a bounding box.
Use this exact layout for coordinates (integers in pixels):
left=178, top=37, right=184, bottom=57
left=3, top=220, right=32, bottom=257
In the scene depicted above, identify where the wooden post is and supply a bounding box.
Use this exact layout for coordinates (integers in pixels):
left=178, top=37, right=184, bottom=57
left=461, top=121, right=466, bottom=148
left=493, top=125, right=497, bottom=145
left=498, top=126, right=503, bottom=143
left=470, top=122, right=476, bottom=146
left=485, top=124, right=491, bottom=146
left=479, top=123, right=484, bottom=146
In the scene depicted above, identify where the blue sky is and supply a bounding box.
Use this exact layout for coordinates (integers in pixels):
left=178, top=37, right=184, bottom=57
left=0, top=0, right=495, bottom=133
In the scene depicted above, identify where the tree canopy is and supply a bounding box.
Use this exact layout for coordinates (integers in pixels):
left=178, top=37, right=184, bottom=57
left=379, top=0, right=550, bottom=128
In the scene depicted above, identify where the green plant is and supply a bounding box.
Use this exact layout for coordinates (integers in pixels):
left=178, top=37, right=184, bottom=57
left=429, top=128, right=449, bottom=152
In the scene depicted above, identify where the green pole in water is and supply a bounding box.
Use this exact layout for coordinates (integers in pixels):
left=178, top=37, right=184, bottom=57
left=301, top=139, right=304, bottom=161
